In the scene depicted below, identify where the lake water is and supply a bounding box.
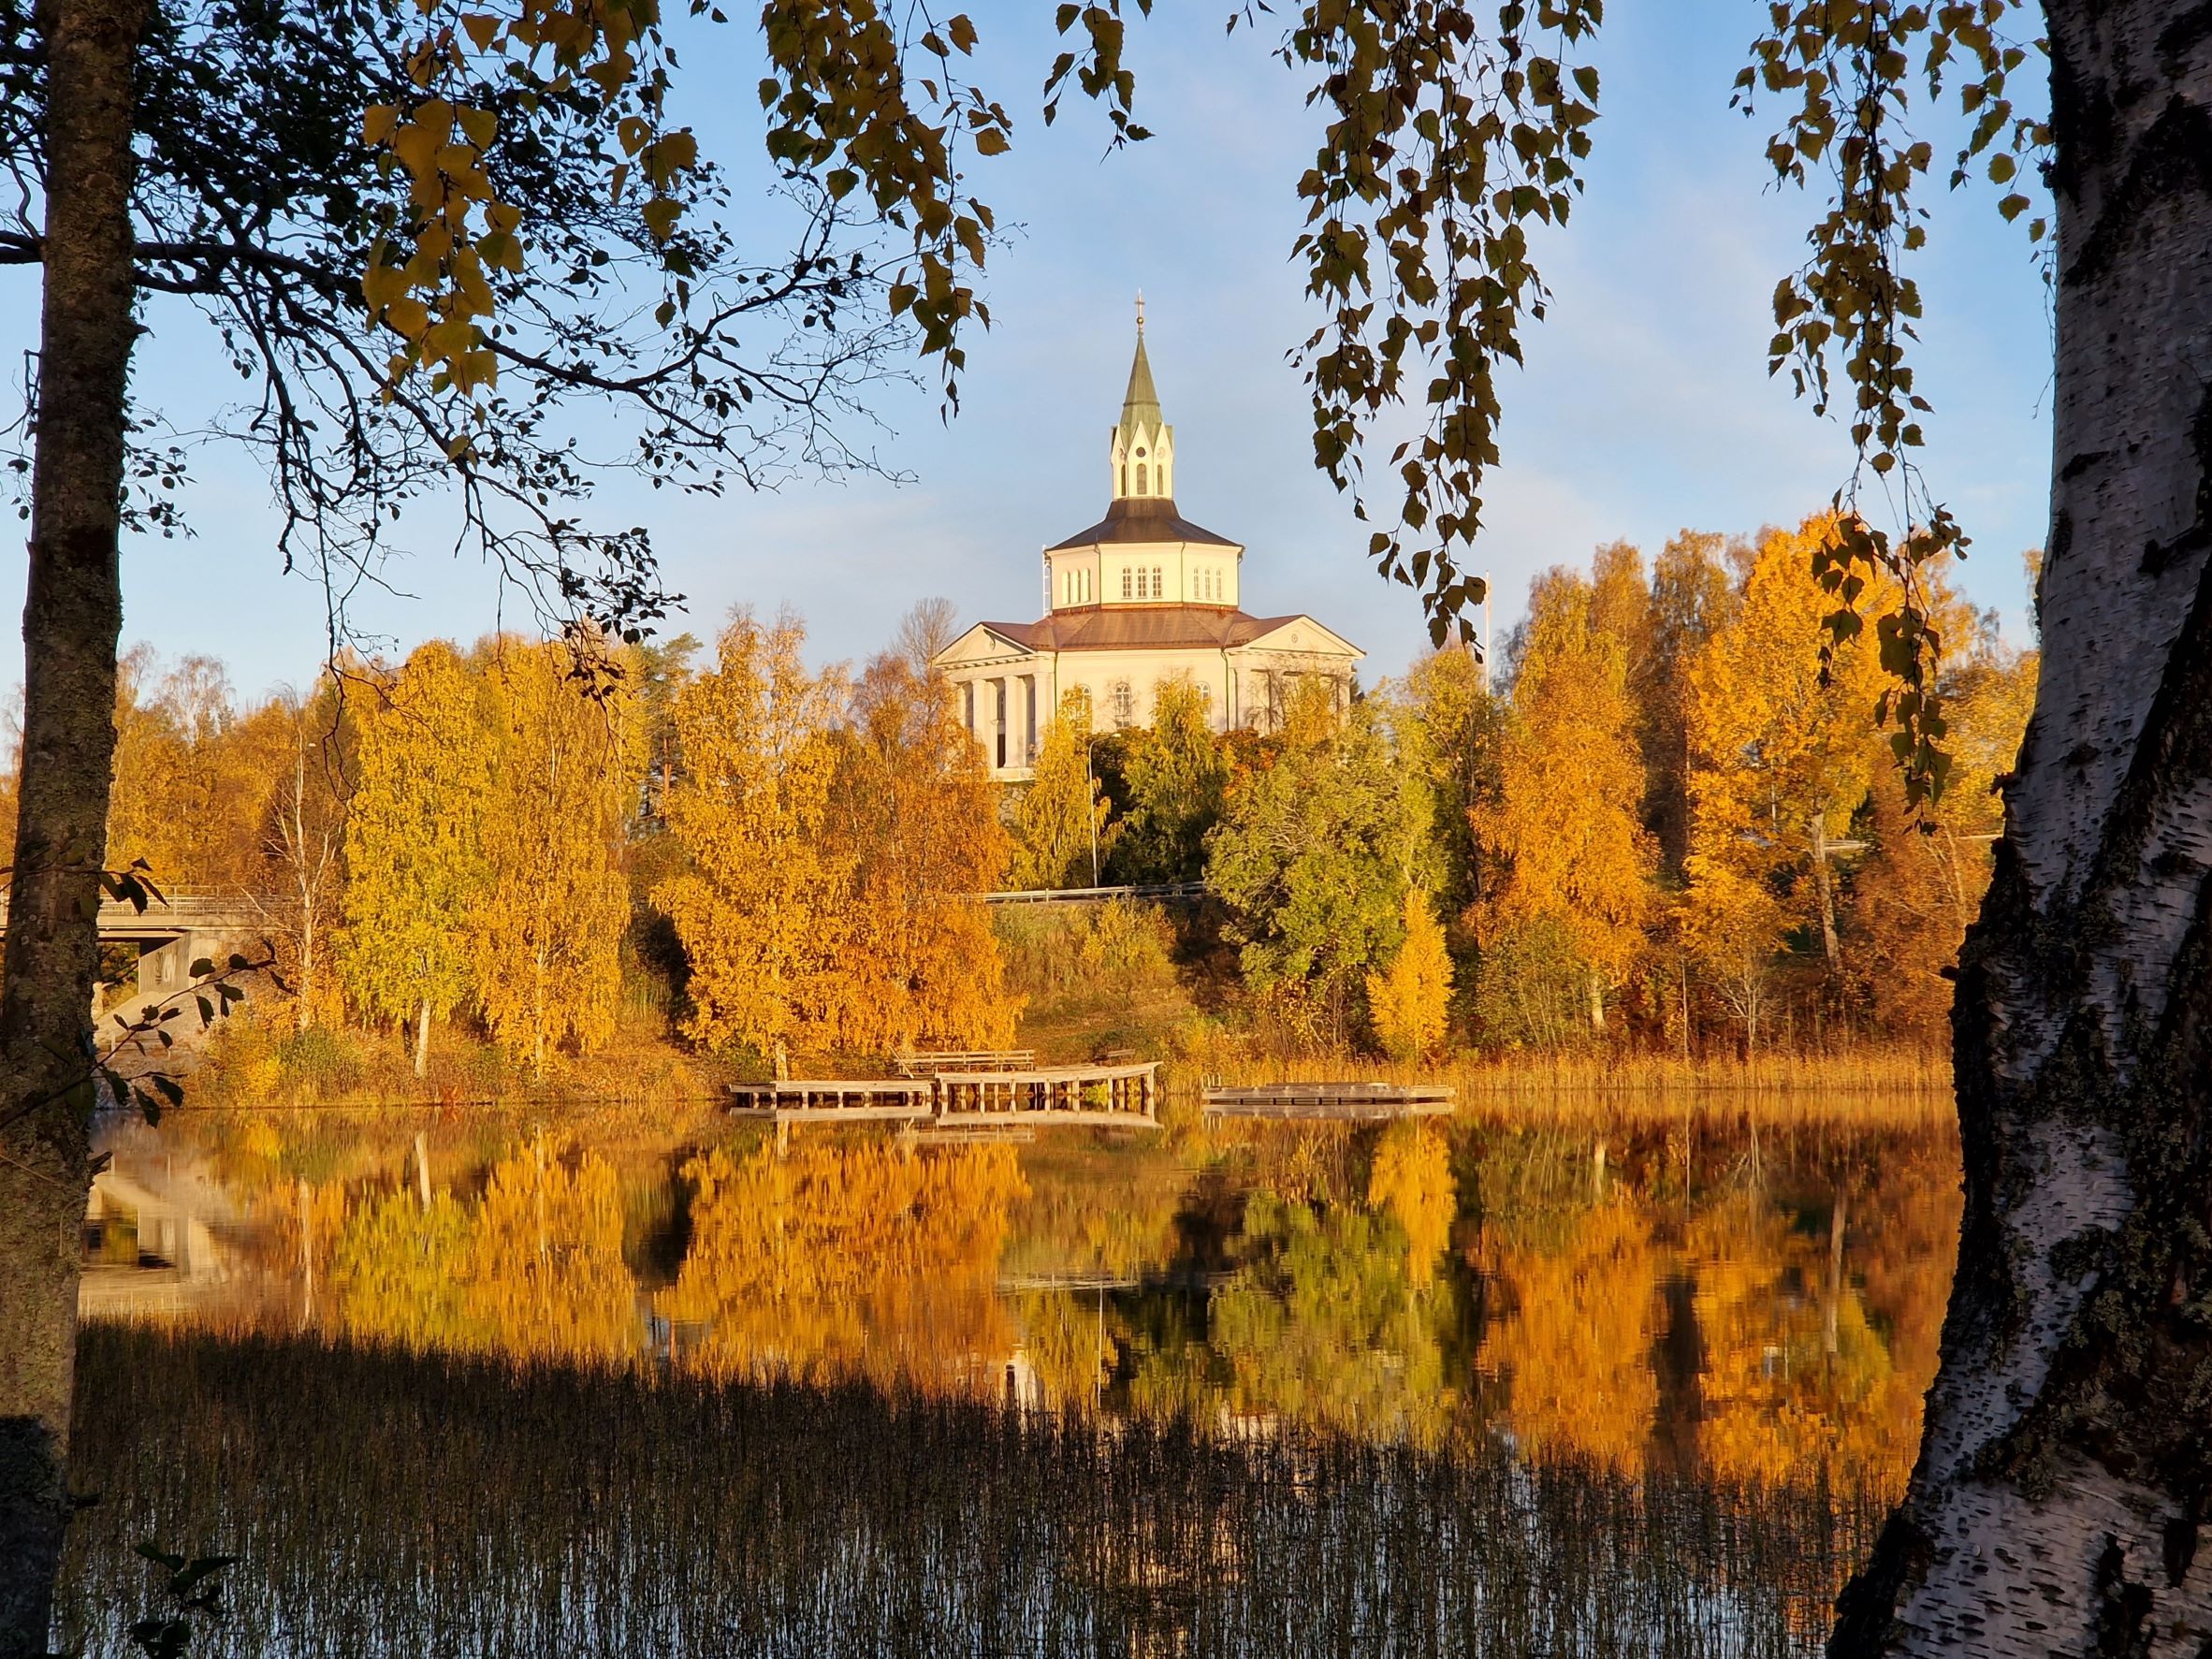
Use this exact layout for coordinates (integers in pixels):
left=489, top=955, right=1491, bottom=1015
left=57, top=1102, right=1959, bottom=1657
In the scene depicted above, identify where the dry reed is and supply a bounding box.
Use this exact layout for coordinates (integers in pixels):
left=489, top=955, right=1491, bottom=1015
left=1166, top=1046, right=1953, bottom=1130
left=60, top=1322, right=1881, bottom=1659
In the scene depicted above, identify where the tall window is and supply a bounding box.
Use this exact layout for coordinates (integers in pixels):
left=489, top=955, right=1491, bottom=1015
left=1110, top=679, right=1136, bottom=728
left=1135, top=463, right=1148, bottom=496
left=1151, top=566, right=1163, bottom=598
left=995, top=679, right=1008, bottom=768
left=963, top=682, right=975, bottom=733
left=1121, top=568, right=1132, bottom=600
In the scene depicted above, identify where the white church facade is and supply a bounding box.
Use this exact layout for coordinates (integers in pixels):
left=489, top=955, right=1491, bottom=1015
left=936, top=316, right=1363, bottom=779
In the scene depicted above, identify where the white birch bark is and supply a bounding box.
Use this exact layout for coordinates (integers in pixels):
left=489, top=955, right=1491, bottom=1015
left=1833, top=5, right=2212, bottom=1652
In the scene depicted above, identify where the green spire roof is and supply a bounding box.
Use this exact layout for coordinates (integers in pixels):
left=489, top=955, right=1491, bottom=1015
left=1117, top=324, right=1161, bottom=434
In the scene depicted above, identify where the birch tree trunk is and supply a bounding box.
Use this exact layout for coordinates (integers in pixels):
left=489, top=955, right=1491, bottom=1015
left=1832, top=6, right=2212, bottom=1651
left=0, top=0, right=146, bottom=1651
left=1811, top=808, right=1841, bottom=970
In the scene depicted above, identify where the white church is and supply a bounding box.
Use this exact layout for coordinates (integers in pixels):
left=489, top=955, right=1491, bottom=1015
left=935, top=313, right=1363, bottom=780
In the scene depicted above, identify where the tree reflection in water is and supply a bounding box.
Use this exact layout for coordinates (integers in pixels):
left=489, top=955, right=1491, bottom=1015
left=61, top=1115, right=1959, bottom=1655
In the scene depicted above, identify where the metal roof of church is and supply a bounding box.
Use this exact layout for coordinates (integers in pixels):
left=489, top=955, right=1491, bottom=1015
left=1044, top=496, right=1239, bottom=551
left=976, top=607, right=1306, bottom=652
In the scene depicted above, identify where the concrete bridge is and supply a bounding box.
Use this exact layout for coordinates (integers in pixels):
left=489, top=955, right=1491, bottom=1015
left=0, top=890, right=263, bottom=1007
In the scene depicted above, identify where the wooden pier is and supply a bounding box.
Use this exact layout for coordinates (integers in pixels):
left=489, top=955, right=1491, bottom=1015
left=729, top=1062, right=1157, bottom=1129
left=725, top=1079, right=936, bottom=1122
left=1201, top=1081, right=1456, bottom=1121
left=938, top=1063, right=1157, bottom=1126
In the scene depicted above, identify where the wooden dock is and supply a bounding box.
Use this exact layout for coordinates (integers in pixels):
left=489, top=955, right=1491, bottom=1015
left=938, top=1063, right=1157, bottom=1126
left=725, top=1079, right=935, bottom=1122
left=1201, top=1082, right=1456, bottom=1121
left=729, top=1063, right=1158, bottom=1129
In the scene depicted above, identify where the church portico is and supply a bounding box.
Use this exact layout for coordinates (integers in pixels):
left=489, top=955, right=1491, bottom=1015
left=937, top=310, right=1361, bottom=780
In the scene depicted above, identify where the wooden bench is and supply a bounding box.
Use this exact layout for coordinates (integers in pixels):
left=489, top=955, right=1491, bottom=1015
left=892, top=1048, right=1036, bottom=1077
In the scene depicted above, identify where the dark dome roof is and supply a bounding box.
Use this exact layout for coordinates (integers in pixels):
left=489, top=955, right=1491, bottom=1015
left=1046, top=496, right=1239, bottom=552
left=976, top=607, right=1301, bottom=652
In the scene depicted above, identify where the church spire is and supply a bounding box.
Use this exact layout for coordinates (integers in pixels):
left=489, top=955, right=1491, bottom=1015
left=1111, top=294, right=1173, bottom=502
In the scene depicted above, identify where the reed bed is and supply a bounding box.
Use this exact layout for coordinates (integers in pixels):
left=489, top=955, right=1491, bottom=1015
left=1167, top=1048, right=1952, bottom=1130
left=62, top=1322, right=1882, bottom=1658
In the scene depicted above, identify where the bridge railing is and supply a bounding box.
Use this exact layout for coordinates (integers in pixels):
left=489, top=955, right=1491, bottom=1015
left=981, top=881, right=1206, bottom=906
left=0, top=888, right=265, bottom=931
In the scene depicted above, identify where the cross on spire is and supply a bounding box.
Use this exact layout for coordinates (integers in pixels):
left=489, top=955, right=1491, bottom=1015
left=1136, top=290, right=1145, bottom=333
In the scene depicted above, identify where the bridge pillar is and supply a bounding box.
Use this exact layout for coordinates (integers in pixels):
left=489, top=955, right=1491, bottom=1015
left=135, top=933, right=196, bottom=1000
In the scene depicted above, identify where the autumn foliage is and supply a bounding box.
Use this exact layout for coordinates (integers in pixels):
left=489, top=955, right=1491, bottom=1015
left=81, top=509, right=2030, bottom=1082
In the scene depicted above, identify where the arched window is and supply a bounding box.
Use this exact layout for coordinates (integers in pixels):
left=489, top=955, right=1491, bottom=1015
left=1110, top=679, right=1136, bottom=728
left=1135, top=463, right=1148, bottom=496
left=1151, top=566, right=1163, bottom=598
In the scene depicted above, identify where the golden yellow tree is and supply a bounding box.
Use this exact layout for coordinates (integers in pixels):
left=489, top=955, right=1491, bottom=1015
left=338, top=642, right=492, bottom=1075
left=1682, top=514, right=1929, bottom=985
left=655, top=1142, right=1026, bottom=1390
left=105, top=647, right=285, bottom=892
left=1365, top=889, right=1453, bottom=1060
left=1678, top=855, right=1792, bottom=1054
left=829, top=650, right=1018, bottom=1051
left=652, top=612, right=849, bottom=1067
left=1366, top=1119, right=1455, bottom=1286
left=241, top=678, right=357, bottom=1033
left=1477, top=1203, right=1663, bottom=1476
left=1011, top=689, right=1113, bottom=891
left=473, top=640, right=641, bottom=1075
left=326, top=1141, right=638, bottom=1365
left=1471, top=575, right=1656, bottom=1032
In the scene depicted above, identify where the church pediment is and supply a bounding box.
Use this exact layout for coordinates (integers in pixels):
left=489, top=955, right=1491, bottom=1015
left=935, top=621, right=1040, bottom=667
left=1233, top=615, right=1362, bottom=660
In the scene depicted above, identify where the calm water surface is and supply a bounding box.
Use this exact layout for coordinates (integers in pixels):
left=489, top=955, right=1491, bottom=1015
left=58, top=1102, right=1959, bottom=1657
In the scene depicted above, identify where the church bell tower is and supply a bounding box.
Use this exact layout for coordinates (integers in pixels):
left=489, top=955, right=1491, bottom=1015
left=1109, top=296, right=1174, bottom=502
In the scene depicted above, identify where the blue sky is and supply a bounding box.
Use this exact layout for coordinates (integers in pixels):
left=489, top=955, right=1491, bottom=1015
left=0, top=6, right=2054, bottom=702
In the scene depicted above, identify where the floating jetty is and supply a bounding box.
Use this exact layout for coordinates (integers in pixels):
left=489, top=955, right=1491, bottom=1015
left=1201, top=1082, right=1456, bottom=1121
left=729, top=1058, right=1158, bottom=1128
